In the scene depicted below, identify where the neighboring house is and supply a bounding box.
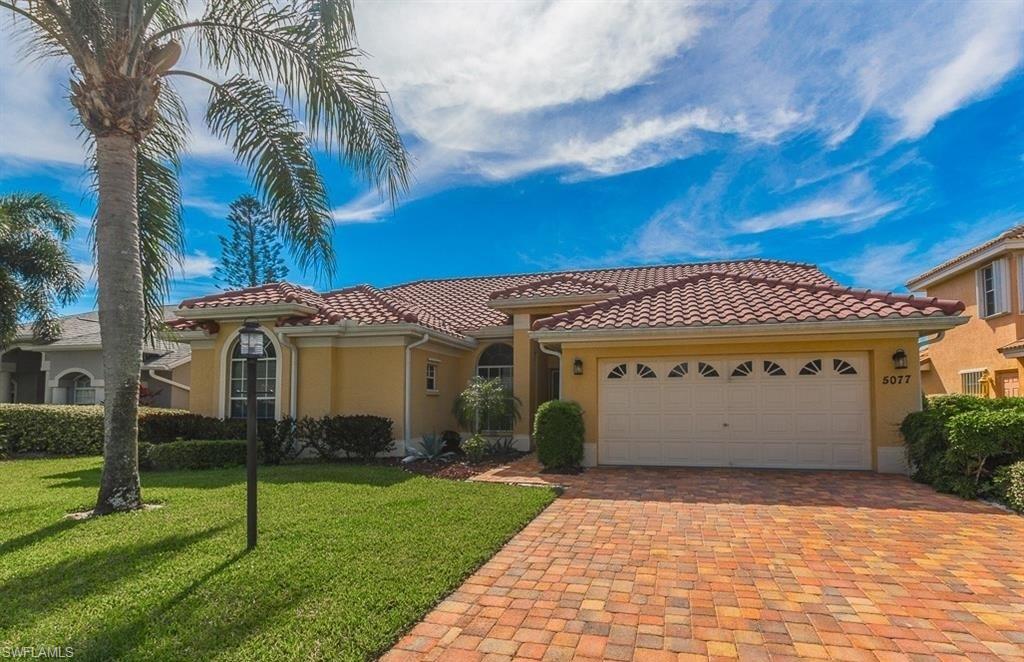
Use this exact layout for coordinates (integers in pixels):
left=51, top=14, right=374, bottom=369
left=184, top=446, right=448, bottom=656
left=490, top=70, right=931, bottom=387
left=170, top=259, right=966, bottom=473
left=1, top=308, right=191, bottom=408
left=907, top=225, right=1024, bottom=398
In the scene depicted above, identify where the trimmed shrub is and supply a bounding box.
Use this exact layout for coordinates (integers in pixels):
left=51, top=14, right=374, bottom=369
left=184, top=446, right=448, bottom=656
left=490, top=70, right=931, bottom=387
left=142, top=439, right=248, bottom=471
left=994, top=460, right=1024, bottom=512
left=534, top=400, right=584, bottom=470
left=329, top=415, right=394, bottom=462
left=901, top=396, right=1024, bottom=499
left=946, top=409, right=1024, bottom=495
left=462, top=434, right=488, bottom=462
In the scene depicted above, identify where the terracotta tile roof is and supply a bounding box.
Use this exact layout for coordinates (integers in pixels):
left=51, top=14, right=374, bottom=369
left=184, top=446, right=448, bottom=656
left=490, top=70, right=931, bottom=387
left=532, top=273, right=965, bottom=332
left=907, top=224, right=1024, bottom=287
left=489, top=275, right=619, bottom=300
left=170, top=259, right=954, bottom=339
left=178, top=282, right=323, bottom=310
left=998, top=339, right=1024, bottom=353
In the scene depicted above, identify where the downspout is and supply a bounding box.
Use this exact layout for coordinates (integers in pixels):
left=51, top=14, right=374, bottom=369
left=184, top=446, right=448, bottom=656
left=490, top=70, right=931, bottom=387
left=147, top=369, right=190, bottom=392
left=538, top=342, right=562, bottom=399
left=405, top=333, right=430, bottom=447
left=279, top=334, right=299, bottom=418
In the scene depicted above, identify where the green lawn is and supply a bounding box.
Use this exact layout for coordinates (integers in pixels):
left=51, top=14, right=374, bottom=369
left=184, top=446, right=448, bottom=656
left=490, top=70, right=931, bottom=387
left=0, top=458, right=555, bottom=660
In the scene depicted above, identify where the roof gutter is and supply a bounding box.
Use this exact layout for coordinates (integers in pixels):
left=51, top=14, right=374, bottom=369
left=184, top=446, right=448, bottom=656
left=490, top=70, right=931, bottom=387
left=404, top=333, right=430, bottom=446
left=146, top=369, right=190, bottom=393
left=538, top=342, right=562, bottom=399
left=530, top=316, right=969, bottom=343
left=906, top=240, right=1024, bottom=290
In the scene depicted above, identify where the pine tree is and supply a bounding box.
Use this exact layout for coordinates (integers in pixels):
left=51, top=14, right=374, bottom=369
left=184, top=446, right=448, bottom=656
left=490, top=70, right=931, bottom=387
left=216, top=195, right=288, bottom=289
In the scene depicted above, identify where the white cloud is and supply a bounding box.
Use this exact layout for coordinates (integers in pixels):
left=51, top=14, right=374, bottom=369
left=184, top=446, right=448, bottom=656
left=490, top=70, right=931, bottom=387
left=627, top=204, right=760, bottom=263
left=735, top=173, right=900, bottom=234
left=330, top=195, right=392, bottom=224
left=895, top=1, right=1023, bottom=139
left=828, top=241, right=919, bottom=290
left=180, top=252, right=216, bottom=279
left=1, top=0, right=1021, bottom=194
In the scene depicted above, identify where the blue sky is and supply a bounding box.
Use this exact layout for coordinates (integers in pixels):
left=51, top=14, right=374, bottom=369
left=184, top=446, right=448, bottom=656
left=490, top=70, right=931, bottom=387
left=1, top=0, right=1023, bottom=313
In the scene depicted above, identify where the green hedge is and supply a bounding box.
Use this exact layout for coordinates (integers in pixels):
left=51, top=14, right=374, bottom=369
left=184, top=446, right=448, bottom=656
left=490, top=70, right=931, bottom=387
left=901, top=395, right=1024, bottom=499
left=995, top=461, right=1024, bottom=512
left=139, top=439, right=248, bottom=471
left=0, top=404, right=284, bottom=458
left=534, top=400, right=584, bottom=470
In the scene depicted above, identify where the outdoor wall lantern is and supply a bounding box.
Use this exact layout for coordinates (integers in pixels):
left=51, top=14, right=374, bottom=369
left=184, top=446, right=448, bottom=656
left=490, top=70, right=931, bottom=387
left=892, top=348, right=908, bottom=370
left=572, top=358, right=584, bottom=375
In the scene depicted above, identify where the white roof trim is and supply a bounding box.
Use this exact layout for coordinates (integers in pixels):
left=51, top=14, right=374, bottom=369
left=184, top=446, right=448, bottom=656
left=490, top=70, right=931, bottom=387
left=276, top=322, right=476, bottom=350
left=906, top=240, right=1024, bottom=291
left=531, top=316, right=969, bottom=343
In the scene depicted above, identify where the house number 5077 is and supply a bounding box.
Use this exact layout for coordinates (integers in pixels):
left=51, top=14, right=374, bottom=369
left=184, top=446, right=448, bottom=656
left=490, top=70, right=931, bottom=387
left=882, top=375, right=911, bottom=385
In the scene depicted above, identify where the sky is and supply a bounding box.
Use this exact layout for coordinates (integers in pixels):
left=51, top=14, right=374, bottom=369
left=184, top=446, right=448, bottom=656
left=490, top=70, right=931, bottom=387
left=1, top=0, right=1023, bottom=314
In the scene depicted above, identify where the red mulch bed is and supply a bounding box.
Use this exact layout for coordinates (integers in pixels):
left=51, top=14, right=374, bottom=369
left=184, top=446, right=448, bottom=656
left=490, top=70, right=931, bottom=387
left=381, top=453, right=527, bottom=480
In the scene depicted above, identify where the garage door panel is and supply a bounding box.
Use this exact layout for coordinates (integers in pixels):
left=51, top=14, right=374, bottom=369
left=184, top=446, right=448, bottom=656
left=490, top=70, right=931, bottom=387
left=630, top=413, right=660, bottom=437
left=599, top=353, right=871, bottom=470
left=630, top=386, right=661, bottom=410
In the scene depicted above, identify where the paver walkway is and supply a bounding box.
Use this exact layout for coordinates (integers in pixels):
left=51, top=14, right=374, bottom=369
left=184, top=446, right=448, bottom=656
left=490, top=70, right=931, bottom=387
left=385, top=459, right=1024, bottom=661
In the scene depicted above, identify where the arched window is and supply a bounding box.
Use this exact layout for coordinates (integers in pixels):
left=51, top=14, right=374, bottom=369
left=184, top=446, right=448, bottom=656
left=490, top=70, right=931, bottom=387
left=229, top=333, right=277, bottom=419
left=58, top=371, right=96, bottom=405
left=476, top=343, right=513, bottom=431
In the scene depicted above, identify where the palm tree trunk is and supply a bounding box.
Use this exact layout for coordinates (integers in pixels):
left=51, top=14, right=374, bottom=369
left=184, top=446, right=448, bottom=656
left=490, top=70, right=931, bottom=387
left=94, top=133, right=145, bottom=514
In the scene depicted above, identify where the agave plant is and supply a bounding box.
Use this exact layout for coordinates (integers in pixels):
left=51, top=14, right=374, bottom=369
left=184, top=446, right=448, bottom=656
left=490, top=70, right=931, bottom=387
left=402, top=432, right=455, bottom=464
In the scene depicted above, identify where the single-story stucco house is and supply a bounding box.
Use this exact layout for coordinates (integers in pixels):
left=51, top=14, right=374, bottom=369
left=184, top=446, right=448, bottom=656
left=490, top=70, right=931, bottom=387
left=1, top=309, right=191, bottom=408
left=167, top=259, right=967, bottom=472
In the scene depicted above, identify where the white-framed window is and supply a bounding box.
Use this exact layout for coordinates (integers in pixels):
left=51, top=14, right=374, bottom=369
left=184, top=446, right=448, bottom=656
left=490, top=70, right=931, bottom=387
left=476, top=343, right=514, bottom=432
left=72, top=374, right=96, bottom=405
left=229, top=333, right=277, bottom=419
left=960, top=369, right=986, bottom=396
left=426, top=361, right=439, bottom=393
left=977, top=259, right=1010, bottom=317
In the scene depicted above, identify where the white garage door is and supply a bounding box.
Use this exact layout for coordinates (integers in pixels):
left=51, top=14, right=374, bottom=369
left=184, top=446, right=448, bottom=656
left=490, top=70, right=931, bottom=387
left=598, top=354, right=871, bottom=469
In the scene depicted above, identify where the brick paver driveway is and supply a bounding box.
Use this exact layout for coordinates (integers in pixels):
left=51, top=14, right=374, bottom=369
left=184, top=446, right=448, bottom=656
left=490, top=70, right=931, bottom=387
left=385, top=466, right=1024, bottom=661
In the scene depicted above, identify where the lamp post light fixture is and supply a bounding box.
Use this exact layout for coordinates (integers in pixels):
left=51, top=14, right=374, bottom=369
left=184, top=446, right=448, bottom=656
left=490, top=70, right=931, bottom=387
left=238, top=320, right=265, bottom=549
left=892, top=348, right=908, bottom=371
left=572, top=358, right=584, bottom=376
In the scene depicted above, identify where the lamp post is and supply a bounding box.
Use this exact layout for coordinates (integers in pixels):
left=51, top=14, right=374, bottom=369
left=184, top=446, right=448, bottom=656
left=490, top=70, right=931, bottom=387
left=238, top=320, right=265, bottom=550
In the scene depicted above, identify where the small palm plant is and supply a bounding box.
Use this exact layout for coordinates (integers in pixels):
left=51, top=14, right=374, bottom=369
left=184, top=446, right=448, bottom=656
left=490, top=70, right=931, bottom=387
left=0, top=193, right=84, bottom=348
left=452, top=377, right=521, bottom=458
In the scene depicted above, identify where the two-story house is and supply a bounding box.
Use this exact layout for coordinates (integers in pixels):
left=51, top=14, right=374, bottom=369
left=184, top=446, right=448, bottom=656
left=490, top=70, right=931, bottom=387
left=907, top=225, right=1024, bottom=397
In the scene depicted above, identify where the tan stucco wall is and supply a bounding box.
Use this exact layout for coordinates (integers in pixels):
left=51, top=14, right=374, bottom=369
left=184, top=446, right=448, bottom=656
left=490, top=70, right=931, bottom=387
left=169, top=363, right=190, bottom=409
left=558, top=333, right=922, bottom=471
left=921, top=263, right=1021, bottom=395
left=408, top=342, right=466, bottom=439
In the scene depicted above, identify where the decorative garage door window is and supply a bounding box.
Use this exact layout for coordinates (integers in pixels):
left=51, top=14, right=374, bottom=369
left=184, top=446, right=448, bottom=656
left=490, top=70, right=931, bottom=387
left=833, top=359, right=858, bottom=375
left=698, top=362, right=720, bottom=377
left=799, top=359, right=822, bottom=375
left=763, top=360, right=786, bottom=376
left=606, top=363, right=628, bottom=379
left=636, top=363, right=657, bottom=379
left=731, top=361, right=753, bottom=377
left=668, top=362, right=688, bottom=378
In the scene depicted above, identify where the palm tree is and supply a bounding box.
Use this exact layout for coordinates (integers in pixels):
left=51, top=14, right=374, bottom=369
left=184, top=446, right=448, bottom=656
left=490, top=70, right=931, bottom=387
left=1, top=0, right=409, bottom=514
left=0, top=193, right=84, bottom=348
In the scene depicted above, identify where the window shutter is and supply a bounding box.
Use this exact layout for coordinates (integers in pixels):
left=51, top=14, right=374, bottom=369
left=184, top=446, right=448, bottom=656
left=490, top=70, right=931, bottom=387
left=998, top=258, right=1011, bottom=313
left=977, top=268, right=986, bottom=316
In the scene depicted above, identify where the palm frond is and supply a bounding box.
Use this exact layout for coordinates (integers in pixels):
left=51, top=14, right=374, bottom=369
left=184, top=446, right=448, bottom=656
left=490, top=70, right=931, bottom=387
left=0, top=193, right=84, bottom=347
left=155, top=0, right=408, bottom=202
left=136, top=151, right=184, bottom=338
left=206, top=75, right=334, bottom=280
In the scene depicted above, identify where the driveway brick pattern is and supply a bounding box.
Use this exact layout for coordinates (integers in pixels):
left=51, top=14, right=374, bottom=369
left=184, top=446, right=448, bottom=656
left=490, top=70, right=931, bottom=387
left=385, top=465, right=1024, bottom=661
